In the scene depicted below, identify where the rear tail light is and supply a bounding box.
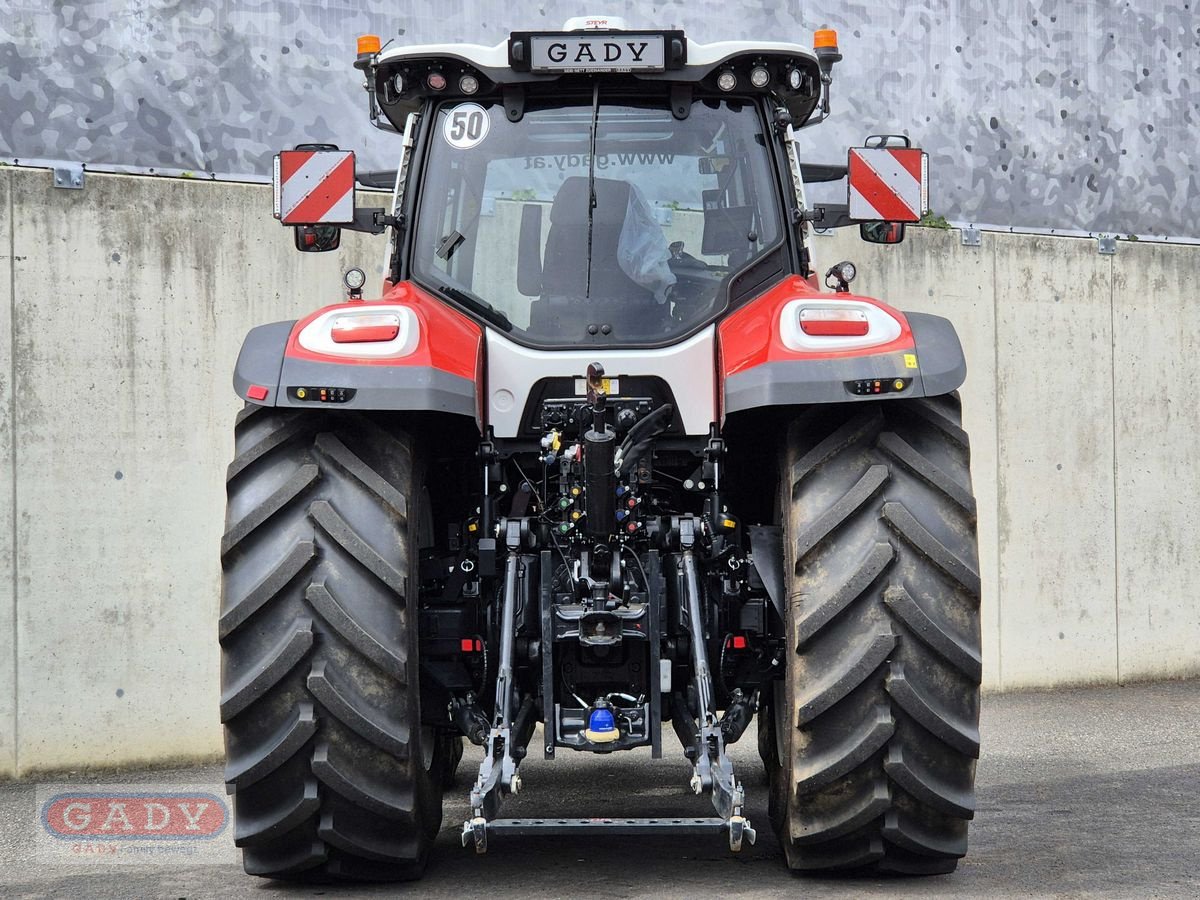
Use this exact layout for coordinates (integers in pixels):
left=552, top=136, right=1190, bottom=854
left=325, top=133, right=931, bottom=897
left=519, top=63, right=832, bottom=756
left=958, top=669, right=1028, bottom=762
left=799, top=308, right=869, bottom=337
left=330, top=313, right=401, bottom=343
left=297, top=304, right=420, bottom=359
left=779, top=299, right=903, bottom=352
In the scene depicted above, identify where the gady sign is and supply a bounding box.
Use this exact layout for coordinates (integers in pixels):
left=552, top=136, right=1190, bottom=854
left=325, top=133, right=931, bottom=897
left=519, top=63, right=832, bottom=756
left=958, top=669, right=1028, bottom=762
left=41, top=792, right=228, bottom=841
left=528, top=33, right=666, bottom=72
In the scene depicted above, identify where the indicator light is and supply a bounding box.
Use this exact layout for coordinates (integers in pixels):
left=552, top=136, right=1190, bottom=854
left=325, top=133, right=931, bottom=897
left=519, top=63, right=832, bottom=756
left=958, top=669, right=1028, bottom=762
left=459, top=74, right=480, bottom=94
left=427, top=72, right=447, bottom=91
left=814, top=28, right=839, bottom=49
left=571, top=510, right=582, bottom=521
left=750, top=66, right=770, bottom=87
left=460, top=638, right=475, bottom=652
left=392, top=74, right=404, bottom=93
left=716, top=70, right=737, bottom=92
left=356, top=34, right=382, bottom=55
left=722, top=518, right=736, bottom=530
left=247, top=385, right=268, bottom=401
left=296, top=388, right=307, bottom=399
left=788, top=67, right=802, bottom=90
left=894, top=379, right=905, bottom=390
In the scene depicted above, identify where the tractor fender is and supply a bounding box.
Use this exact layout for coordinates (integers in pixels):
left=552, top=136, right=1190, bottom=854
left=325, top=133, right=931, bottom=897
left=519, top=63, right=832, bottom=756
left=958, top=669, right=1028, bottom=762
left=905, top=311, right=968, bottom=398
left=233, top=320, right=293, bottom=405
left=233, top=285, right=482, bottom=421
left=721, top=310, right=967, bottom=414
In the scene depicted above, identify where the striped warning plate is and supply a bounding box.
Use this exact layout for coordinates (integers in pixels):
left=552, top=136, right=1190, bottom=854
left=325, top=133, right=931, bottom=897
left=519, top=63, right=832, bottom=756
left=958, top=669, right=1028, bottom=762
left=847, top=147, right=928, bottom=223
left=273, top=149, right=356, bottom=225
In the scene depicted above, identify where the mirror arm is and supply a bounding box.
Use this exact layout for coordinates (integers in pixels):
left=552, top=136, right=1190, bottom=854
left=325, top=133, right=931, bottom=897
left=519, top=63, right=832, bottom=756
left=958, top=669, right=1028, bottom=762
left=341, top=208, right=404, bottom=236
left=801, top=204, right=858, bottom=230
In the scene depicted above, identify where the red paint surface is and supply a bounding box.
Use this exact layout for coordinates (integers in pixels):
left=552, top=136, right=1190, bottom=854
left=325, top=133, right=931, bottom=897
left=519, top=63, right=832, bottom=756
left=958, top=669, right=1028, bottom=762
left=718, top=276, right=914, bottom=375
left=285, top=281, right=482, bottom=380
left=891, top=147, right=925, bottom=182
left=277, top=149, right=309, bottom=184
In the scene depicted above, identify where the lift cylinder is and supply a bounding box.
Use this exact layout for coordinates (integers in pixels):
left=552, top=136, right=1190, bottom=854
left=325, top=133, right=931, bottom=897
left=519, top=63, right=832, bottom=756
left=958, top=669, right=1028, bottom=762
left=584, top=426, right=616, bottom=537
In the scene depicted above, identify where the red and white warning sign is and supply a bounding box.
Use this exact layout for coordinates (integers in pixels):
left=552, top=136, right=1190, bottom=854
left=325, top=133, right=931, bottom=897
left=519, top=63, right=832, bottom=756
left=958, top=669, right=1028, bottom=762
left=273, top=149, right=356, bottom=225
left=847, top=147, right=929, bottom=223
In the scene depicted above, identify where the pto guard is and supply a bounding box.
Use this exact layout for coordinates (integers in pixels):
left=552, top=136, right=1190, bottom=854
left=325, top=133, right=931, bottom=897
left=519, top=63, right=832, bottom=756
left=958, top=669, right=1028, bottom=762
left=232, top=281, right=482, bottom=422
left=718, top=276, right=966, bottom=416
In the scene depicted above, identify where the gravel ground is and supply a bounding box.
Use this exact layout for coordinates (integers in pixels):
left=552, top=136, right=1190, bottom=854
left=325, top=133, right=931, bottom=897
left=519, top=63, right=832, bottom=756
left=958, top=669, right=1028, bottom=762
left=1, top=678, right=1198, bottom=898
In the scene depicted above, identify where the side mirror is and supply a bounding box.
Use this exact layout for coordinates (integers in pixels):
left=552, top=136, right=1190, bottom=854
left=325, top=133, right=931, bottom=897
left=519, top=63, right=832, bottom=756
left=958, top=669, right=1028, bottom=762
left=698, top=156, right=732, bottom=175
left=294, top=224, right=342, bottom=253
left=273, top=145, right=357, bottom=252
left=846, top=145, right=928, bottom=224
left=860, top=221, right=905, bottom=244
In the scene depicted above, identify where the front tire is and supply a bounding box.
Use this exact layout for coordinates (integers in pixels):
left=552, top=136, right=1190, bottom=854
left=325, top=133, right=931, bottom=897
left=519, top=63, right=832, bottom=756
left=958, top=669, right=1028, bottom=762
left=219, top=406, right=446, bottom=881
left=767, top=395, right=981, bottom=874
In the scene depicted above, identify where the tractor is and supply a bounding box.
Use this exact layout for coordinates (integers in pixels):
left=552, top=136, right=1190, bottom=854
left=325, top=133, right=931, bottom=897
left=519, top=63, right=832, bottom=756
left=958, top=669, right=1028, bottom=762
left=220, top=15, right=980, bottom=881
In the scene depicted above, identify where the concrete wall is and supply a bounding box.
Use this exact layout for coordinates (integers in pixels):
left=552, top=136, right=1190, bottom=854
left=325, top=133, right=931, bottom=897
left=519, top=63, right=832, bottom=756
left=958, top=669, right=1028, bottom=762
left=0, top=167, right=383, bottom=777
left=815, top=227, right=1200, bottom=691
left=0, top=166, right=1197, bottom=776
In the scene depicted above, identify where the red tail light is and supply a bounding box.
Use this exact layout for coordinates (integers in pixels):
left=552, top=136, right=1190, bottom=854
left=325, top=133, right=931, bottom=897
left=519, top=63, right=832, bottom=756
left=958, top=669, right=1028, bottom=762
left=330, top=313, right=401, bottom=343
left=799, top=308, right=870, bottom=336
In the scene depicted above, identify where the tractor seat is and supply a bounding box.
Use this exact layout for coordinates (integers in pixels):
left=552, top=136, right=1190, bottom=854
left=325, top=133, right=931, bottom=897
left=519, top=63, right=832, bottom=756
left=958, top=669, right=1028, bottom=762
left=539, top=176, right=656, bottom=304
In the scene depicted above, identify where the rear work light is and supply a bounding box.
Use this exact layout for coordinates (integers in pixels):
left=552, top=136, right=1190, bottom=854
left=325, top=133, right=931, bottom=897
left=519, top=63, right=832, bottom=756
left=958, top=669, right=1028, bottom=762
left=330, top=313, right=401, bottom=343
left=799, top=307, right=869, bottom=337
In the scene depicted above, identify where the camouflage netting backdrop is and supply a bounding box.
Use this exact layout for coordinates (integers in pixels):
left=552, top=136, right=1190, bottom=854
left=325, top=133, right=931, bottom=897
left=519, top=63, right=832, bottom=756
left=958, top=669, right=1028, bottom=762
left=0, top=0, right=1196, bottom=237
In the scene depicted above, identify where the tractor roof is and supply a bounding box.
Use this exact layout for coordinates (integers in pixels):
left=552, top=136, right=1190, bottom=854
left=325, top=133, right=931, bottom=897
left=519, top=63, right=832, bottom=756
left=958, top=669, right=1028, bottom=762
left=369, top=17, right=824, bottom=130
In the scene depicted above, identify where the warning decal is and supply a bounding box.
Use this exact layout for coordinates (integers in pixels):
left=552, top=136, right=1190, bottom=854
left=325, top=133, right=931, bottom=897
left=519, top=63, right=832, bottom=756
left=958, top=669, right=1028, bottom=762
left=274, top=149, right=356, bottom=225
left=847, top=147, right=929, bottom=223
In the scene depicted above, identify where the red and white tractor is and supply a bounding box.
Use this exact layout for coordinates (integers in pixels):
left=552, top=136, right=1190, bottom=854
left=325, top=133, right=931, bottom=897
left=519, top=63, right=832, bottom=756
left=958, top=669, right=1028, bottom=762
left=220, top=15, right=979, bottom=881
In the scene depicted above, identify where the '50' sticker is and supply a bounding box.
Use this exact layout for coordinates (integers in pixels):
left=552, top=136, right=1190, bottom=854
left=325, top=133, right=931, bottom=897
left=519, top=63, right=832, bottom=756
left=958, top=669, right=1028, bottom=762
left=443, top=103, right=490, bottom=150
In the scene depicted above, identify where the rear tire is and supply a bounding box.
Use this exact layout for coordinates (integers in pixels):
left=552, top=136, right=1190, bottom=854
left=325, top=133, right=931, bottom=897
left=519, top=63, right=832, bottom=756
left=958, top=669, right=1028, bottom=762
left=767, top=395, right=981, bottom=874
left=219, top=406, right=446, bottom=881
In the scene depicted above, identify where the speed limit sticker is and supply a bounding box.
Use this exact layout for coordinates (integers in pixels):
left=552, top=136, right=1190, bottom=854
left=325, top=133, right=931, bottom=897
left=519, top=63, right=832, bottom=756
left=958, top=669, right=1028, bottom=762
left=443, top=103, right=490, bottom=149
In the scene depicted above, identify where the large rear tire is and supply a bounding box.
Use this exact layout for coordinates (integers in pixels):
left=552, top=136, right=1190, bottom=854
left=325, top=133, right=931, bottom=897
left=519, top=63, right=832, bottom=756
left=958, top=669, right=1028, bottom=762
left=219, top=406, right=446, bottom=881
left=766, top=395, right=981, bottom=874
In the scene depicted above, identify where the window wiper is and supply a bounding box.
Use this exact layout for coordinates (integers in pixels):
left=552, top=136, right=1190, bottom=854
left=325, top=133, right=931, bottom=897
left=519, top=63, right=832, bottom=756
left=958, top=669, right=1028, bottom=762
left=584, top=82, right=600, bottom=298
left=434, top=282, right=513, bottom=332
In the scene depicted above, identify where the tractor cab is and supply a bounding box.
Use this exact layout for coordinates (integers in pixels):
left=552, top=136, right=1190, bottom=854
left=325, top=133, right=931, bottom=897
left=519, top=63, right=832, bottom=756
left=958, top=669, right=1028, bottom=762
left=277, top=17, right=925, bottom=349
